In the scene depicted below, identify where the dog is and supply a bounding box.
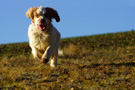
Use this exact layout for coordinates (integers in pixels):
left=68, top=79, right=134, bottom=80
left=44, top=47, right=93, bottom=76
left=26, top=6, right=60, bottom=67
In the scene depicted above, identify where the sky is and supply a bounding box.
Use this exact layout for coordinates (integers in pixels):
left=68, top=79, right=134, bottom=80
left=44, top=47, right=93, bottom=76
left=0, top=0, right=135, bottom=44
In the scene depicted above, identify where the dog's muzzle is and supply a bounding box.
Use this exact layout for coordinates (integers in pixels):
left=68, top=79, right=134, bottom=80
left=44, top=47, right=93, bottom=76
left=38, top=24, right=47, bottom=31
left=37, top=19, right=47, bottom=31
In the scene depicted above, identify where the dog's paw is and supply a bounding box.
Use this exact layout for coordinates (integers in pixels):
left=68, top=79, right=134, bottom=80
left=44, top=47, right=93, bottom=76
left=41, top=58, right=49, bottom=64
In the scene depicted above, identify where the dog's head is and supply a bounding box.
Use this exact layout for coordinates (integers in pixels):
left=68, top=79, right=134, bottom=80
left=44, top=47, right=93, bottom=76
left=26, top=6, right=60, bottom=31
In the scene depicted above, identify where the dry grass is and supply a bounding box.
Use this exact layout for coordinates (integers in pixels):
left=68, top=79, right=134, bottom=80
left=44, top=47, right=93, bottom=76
left=1, top=46, right=135, bottom=90
left=0, top=31, right=135, bottom=89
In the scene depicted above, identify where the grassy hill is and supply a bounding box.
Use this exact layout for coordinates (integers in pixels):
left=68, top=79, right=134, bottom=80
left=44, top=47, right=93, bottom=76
left=0, top=31, right=135, bottom=89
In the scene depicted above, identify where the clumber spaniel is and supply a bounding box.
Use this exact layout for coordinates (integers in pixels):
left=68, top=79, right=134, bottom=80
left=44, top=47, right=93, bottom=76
left=26, top=6, right=60, bottom=67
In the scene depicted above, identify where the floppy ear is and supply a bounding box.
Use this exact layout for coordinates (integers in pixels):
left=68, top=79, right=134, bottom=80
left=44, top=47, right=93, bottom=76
left=45, top=7, right=60, bottom=22
left=25, top=7, right=37, bottom=19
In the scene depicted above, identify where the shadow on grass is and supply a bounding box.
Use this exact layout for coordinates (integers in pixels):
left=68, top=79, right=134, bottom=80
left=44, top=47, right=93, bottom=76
left=80, top=62, right=135, bottom=69
left=0, top=86, right=25, bottom=90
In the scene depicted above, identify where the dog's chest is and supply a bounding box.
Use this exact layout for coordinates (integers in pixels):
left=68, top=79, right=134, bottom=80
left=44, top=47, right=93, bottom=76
left=30, top=32, right=50, bottom=50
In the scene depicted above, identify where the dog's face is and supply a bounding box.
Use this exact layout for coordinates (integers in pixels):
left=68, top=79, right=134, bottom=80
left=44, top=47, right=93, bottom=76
left=26, top=6, right=60, bottom=31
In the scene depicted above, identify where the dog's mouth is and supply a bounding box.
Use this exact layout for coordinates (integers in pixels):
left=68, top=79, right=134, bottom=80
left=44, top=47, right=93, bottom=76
left=37, top=24, right=47, bottom=31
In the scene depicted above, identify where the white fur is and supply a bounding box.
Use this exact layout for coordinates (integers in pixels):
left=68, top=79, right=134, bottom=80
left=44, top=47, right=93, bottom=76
left=27, top=7, right=60, bottom=67
left=37, top=6, right=44, bottom=14
left=58, top=49, right=63, bottom=56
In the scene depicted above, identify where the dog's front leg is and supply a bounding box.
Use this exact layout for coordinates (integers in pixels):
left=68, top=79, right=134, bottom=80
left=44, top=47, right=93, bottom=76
left=50, top=54, right=58, bottom=67
left=50, top=47, right=58, bottom=67
left=31, top=47, right=41, bottom=60
left=41, top=46, right=52, bottom=64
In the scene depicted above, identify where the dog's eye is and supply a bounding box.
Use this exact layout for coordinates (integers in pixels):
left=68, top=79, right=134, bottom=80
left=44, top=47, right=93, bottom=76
left=35, top=14, right=40, bottom=17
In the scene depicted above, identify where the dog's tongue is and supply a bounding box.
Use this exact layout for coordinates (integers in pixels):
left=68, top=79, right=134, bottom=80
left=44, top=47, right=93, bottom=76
left=38, top=25, right=46, bottom=31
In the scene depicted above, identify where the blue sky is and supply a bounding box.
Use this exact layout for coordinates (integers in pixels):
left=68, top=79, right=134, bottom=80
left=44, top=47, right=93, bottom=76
left=0, top=0, right=135, bottom=44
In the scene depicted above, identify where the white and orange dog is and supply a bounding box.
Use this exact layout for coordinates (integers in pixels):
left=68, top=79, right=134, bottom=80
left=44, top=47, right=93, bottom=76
left=26, top=6, right=60, bottom=67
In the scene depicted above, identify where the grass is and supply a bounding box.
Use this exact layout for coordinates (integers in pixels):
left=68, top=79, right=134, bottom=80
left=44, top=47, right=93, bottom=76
left=0, top=30, right=135, bottom=89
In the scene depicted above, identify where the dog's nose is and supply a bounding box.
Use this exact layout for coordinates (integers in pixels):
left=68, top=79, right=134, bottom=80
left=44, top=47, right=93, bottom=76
left=41, top=19, right=45, bottom=23
left=40, top=19, right=45, bottom=24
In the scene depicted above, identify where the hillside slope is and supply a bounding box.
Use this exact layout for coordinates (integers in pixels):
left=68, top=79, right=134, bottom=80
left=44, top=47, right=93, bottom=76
left=0, top=30, right=135, bottom=57
left=0, top=31, right=135, bottom=89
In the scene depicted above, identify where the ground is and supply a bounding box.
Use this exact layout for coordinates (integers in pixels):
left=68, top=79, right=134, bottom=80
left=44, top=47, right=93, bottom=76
left=0, top=31, right=135, bottom=90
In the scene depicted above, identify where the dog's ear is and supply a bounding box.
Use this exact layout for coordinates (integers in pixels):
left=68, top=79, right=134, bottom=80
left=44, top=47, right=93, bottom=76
left=45, top=7, right=60, bottom=22
left=25, top=7, right=37, bottom=20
